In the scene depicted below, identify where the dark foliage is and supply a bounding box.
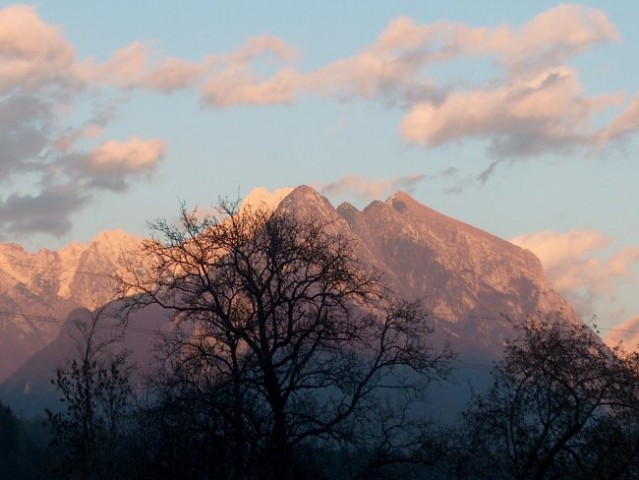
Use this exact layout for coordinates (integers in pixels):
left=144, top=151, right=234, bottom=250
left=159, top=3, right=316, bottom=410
left=0, top=401, right=47, bottom=480
left=456, top=315, right=639, bottom=479
left=45, top=308, right=133, bottom=480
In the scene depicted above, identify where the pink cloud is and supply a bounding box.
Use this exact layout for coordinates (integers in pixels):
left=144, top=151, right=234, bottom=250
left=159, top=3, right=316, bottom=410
left=465, top=4, right=619, bottom=75
left=224, top=35, right=299, bottom=64
left=0, top=5, right=76, bottom=92
left=511, top=230, right=639, bottom=322
left=298, top=5, right=632, bottom=169
left=198, top=36, right=299, bottom=106
left=606, top=315, right=639, bottom=349
left=88, top=136, right=166, bottom=175
left=603, top=93, right=639, bottom=143
left=78, top=42, right=210, bottom=93
left=400, top=67, right=622, bottom=157
left=240, top=186, right=294, bottom=212
left=141, top=57, right=207, bottom=92
left=77, top=34, right=300, bottom=104
left=304, top=5, right=619, bottom=104
left=317, top=174, right=425, bottom=204
left=200, top=67, right=297, bottom=107
left=511, top=230, right=610, bottom=270
left=304, top=16, right=446, bottom=103
left=77, top=42, right=150, bottom=87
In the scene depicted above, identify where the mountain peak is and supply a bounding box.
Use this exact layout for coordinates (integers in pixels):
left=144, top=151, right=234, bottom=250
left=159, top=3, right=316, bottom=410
left=386, top=191, right=417, bottom=210
left=278, top=185, right=333, bottom=213
left=89, top=229, right=143, bottom=253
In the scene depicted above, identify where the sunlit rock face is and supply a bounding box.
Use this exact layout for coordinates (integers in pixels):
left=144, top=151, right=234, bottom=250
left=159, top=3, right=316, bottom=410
left=0, top=185, right=580, bottom=415
left=0, top=230, right=144, bottom=382
left=281, top=186, right=579, bottom=359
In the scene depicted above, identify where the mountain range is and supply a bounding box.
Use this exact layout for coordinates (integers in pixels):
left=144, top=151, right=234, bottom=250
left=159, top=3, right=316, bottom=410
left=0, top=229, right=144, bottom=382
left=0, top=185, right=582, bottom=415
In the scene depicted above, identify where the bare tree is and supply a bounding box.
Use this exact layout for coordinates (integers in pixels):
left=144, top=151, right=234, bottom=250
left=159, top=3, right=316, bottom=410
left=120, top=200, right=452, bottom=479
left=460, top=314, right=639, bottom=480
left=46, top=307, right=133, bottom=480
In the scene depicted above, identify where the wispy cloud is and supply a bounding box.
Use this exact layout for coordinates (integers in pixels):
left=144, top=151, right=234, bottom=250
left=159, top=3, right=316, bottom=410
left=77, top=35, right=300, bottom=105
left=317, top=174, right=426, bottom=204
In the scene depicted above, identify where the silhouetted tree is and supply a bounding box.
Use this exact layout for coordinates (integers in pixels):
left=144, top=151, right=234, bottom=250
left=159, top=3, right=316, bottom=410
left=46, top=307, right=133, bottom=480
left=460, top=314, right=639, bottom=480
left=120, top=200, right=452, bottom=479
left=0, top=401, right=48, bottom=480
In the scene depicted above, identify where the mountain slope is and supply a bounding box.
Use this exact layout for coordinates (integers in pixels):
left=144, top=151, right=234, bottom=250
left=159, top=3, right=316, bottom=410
left=0, top=230, right=144, bottom=382
left=279, top=187, right=579, bottom=355
left=1, top=186, right=581, bottom=415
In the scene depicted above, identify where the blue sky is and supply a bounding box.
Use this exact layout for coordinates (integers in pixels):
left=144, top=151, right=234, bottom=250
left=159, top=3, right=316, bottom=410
left=1, top=2, right=638, bottom=334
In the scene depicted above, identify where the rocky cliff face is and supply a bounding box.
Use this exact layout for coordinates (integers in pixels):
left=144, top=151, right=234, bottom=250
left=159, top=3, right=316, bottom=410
left=1, top=186, right=582, bottom=415
left=0, top=229, right=144, bottom=381
left=280, top=186, right=579, bottom=357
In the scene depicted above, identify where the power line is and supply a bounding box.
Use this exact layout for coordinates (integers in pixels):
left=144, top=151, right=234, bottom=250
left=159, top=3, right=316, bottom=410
left=0, top=258, right=116, bottom=280
left=2, top=300, right=639, bottom=339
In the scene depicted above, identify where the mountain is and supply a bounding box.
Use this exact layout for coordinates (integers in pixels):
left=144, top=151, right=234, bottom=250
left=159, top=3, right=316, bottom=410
left=0, top=229, right=144, bottom=382
left=280, top=186, right=579, bottom=355
left=1, top=186, right=581, bottom=416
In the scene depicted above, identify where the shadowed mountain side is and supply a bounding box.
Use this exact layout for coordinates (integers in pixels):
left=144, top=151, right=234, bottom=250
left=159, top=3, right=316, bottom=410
left=0, top=303, right=171, bottom=417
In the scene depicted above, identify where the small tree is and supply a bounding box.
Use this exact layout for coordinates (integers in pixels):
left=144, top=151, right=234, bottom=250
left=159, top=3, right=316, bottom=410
left=120, top=199, right=452, bottom=479
left=460, top=314, right=639, bottom=480
left=46, top=307, right=133, bottom=480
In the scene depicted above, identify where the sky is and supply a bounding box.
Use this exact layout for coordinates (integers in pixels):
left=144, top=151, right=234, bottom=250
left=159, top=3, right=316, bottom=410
left=0, top=1, right=638, bottom=335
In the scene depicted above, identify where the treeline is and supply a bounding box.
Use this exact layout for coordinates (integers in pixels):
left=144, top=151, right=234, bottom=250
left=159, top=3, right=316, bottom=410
left=4, top=203, right=639, bottom=479
left=6, top=314, right=639, bottom=479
